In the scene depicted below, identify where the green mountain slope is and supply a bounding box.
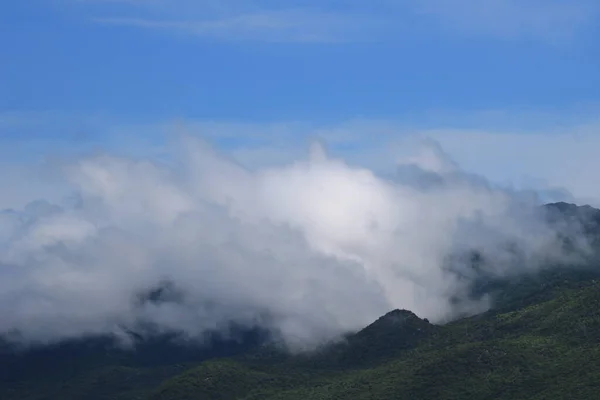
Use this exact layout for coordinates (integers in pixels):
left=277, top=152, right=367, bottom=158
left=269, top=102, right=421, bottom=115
left=145, top=279, right=600, bottom=400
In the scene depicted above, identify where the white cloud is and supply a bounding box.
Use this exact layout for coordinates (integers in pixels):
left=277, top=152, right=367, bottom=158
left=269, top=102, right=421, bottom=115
left=160, top=118, right=600, bottom=206
left=186, top=118, right=600, bottom=206
left=0, top=133, right=589, bottom=349
left=421, top=126, right=600, bottom=205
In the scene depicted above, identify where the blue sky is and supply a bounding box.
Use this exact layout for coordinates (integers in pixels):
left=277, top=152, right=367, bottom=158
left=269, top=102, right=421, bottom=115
left=3, top=0, right=600, bottom=120
left=2, top=0, right=600, bottom=204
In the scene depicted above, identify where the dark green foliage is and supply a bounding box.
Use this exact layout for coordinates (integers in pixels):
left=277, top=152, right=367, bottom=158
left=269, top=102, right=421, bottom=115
left=299, top=309, right=438, bottom=369
left=0, top=328, right=267, bottom=400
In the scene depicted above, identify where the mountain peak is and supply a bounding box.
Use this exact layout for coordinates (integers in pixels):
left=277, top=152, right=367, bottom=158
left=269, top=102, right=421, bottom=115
left=354, top=308, right=433, bottom=343
left=382, top=308, right=420, bottom=320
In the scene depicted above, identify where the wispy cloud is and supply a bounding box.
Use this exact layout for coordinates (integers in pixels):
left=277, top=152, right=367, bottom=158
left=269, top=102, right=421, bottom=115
left=95, top=9, right=372, bottom=43
left=71, top=0, right=599, bottom=43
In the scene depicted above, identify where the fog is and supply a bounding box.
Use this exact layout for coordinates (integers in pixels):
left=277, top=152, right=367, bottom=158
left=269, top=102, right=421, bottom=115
left=0, top=136, right=587, bottom=349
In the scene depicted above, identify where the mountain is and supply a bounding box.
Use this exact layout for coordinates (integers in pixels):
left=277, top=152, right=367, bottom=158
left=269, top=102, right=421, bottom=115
left=147, top=278, right=600, bottom=400
left=1, top=202, right=600, bottom=399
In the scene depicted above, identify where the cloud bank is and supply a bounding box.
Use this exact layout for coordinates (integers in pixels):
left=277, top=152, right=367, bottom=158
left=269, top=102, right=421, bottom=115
left=0, top=136, right=588, bottom=349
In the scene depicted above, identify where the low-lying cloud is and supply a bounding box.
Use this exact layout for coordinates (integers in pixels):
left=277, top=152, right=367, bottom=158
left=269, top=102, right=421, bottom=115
left=0, top=136, right=589, bottom=349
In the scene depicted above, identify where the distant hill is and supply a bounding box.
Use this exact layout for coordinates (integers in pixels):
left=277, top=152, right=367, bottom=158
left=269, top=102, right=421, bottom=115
left=1, top=202, right=600, bottom=399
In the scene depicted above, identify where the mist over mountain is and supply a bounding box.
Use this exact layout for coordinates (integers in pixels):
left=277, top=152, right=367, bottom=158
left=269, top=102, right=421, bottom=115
left=0, top=137, right=596, bottom=351
left=1, top=138, right=600, bottom=400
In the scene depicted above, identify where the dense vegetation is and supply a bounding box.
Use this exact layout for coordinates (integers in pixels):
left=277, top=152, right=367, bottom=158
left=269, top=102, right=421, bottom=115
left=1, top=202, right=600, bottom=399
